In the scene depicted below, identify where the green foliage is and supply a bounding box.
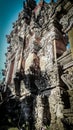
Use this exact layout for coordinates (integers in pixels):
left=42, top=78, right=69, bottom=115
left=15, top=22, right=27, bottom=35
left=46, top=125, right=50, bottom=130
left=8, top=128, right=18, bottom=130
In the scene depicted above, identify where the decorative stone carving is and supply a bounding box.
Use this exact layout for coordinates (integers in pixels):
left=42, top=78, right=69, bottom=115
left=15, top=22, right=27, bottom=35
left=60, top=7, right=73, bottom=32
left=49, top=87, right=64, bottom=130
left=23, top=0, right=36, bottom=24
left=35, top=95, right=44, bottom=130
left=1, top=0, right=73, bottom=130
left=61, top=70, right=73, bottom=90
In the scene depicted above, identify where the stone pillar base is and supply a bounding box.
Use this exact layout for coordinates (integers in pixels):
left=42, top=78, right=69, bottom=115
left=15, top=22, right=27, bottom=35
left=50, top=119, right=66, bottom=130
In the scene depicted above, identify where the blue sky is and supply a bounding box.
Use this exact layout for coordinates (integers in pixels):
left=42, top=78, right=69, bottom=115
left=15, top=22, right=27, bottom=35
left=0, top=0, right=51, bottom=80
left=0, top=0, right=24, bottom=80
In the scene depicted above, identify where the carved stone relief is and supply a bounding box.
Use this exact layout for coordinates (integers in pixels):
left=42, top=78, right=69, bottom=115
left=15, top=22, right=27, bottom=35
left=39, top=37, right=54, bottom=72
left=61, top=68, right=73, bottom=90
left=60, top=7, right=73, bottom=32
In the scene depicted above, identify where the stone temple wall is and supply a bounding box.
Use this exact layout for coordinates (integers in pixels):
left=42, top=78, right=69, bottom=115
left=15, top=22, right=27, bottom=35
left=1, top=0, right=73, bottom=130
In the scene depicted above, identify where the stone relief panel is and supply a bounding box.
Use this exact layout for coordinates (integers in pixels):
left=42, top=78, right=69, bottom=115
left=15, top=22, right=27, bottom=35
left=60, top=7, right=73, bottom=32
left=39, top=37, right=54, bottom=72
left=24, top=34, right=35, bottom=59
left=61, top=67, right=73, bottom=90
left=31, top=34, right=58, bottom=93
left=44, top=40, right=53, bottom=64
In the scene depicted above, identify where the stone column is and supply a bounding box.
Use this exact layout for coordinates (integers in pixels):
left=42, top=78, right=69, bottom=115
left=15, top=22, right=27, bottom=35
left=47, top=22, right=65, bottom=129
left=35, top=95, right=44, bottom=130
left=68, top=27, right=73, bottom=58
left=49, top=86, right=64, bottom=130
